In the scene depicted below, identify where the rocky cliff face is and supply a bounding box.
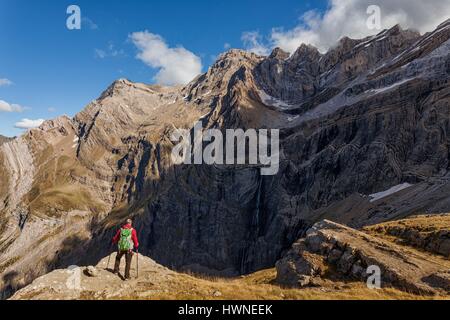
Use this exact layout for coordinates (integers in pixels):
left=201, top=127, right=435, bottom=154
left=1, top=20, right=450, bottom=298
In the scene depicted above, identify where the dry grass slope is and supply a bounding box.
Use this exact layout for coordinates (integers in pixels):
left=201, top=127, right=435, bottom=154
left=11, top=253, right=449, bottom=300
left=139, top=269, right=444, bottom=300
left=364, top=214, right=450, bottom=257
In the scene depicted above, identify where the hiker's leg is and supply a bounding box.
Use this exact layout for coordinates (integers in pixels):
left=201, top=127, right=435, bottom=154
left=114, top=251, right=124, bottom=273
left=124, top=251, right=133, bottom=279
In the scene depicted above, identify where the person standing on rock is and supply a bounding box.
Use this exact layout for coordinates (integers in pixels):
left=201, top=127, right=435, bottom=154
left=112, top=218, right=139, bottom=280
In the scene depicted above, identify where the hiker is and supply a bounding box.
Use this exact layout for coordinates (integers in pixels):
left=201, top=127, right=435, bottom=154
left=112, top=218, right=139, bottom=280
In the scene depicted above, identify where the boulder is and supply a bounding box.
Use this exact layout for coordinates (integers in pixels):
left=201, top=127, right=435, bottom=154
left=275, top=241, right=326, bottom=287
left=84, top=266, right=99, bottom=277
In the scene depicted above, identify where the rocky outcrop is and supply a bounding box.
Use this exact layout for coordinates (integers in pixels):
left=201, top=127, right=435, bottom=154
left=364, top=214, right=450, bottom=257
left=276, top=220, right=450, bottom=295
left=275, top=241, right=326, bottom=288
left=10, top=253, right=176, bottom=300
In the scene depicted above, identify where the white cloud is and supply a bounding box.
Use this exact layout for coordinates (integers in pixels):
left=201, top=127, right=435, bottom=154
left=241, top=31, right=270, bottom=56
left=244, top=0, right=450, bottom=54
left=14, top=118, right=45, bottom=129
left=224, top=42, right=231, bottom=50
left=0, top=100, right=24, bottom=112
left=94, top=49, right=106, bottom=59
left=82, top=17, right=98, bottom=30
left=130, top=31, right=202, bottom=86
left=0, top=78, right=13, bottom=87
left=95, top=42, right=124, bottom=59
left=48, top=107, right=56, bottom=112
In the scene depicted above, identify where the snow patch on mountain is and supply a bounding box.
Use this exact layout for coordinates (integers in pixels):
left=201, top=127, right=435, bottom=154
left=368, top=78, right=415, bottom=95
left=369, top=183, right=413, bottom=203
left=257, top=89, right=295, bottom=110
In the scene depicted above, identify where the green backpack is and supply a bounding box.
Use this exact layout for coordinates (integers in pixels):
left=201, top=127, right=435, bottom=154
left=118, top=228, right=133, bottom=251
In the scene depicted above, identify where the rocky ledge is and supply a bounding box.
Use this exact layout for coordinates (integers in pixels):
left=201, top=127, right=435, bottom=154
left=276, top=218, right=450, bottom=296
left=363, top=214, right=450, bottom=257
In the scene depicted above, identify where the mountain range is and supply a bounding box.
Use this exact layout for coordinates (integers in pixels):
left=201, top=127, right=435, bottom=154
left=1, top=19, right=450, bottom=298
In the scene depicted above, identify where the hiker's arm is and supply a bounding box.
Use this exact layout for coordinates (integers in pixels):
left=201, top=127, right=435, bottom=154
left=112, top=229, right=121, bottom=244
left=132, top=229, right=139, bottom=249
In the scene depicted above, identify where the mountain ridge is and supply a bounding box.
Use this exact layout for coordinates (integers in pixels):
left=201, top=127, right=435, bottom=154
left=0, top=135, right=13, bottom=146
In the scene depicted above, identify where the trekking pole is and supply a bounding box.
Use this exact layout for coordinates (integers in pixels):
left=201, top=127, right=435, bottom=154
left=106, top=243, right=114, bottom=270
left=107, top=252, right=111, bottom=270
left=136, top=249, right=139, bottom=279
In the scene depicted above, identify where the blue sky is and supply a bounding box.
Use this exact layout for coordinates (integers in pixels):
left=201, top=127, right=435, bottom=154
left=0, top=0, right=327, bottom=136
